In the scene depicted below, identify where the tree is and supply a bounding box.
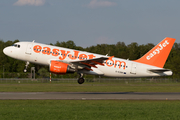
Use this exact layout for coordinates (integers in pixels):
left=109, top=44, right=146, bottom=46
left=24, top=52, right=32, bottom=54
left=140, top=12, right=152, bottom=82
left=127, top=42, right=139, bottom=60
left=54, top=40, right=76, bottom=49
left=115, top=41, right=128, bottom=59
left=37, top=68, right=49, bottom=78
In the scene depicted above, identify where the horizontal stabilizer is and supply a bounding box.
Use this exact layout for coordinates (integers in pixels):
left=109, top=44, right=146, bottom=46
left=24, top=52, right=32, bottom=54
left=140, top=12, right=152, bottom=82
left=148, top=69, right=171, bottom=73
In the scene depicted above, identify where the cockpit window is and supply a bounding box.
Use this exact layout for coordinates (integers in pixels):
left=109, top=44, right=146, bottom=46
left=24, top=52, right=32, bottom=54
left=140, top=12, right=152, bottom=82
left=12, top=44, right=17, bottom=47
left=12, top=44, right=20, bottom=48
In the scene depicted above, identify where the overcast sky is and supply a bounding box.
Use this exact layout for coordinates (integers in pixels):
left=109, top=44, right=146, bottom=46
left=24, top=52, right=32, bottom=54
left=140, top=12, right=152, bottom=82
left=0, top=0, right=180, bottom=47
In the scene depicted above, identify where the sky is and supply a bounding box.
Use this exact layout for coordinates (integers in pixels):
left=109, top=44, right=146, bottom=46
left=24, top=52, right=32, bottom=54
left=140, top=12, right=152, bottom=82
left=0, top=0, right=180, bottom=48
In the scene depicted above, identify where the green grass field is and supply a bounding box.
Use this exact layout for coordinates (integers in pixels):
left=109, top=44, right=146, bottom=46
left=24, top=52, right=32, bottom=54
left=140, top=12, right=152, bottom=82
left=0, top=100, right=180, bottom=120
left=1, top=81, right=180, bottom=119
left=0, top=82, right=180, bottom=92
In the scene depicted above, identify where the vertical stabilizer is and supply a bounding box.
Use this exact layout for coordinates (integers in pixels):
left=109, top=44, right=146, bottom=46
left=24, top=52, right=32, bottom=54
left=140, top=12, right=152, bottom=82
left=134, top=37, right=176, bottom=68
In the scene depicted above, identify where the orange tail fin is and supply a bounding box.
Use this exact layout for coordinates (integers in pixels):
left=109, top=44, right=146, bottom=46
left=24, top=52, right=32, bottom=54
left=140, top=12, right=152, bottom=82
left=134, top=37, right=176, bottom=68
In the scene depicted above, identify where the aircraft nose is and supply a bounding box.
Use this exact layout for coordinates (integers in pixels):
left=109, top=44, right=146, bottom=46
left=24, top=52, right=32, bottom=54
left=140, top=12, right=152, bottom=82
left=3, top=47, right=8, bottom=55
left=3, top=47, right=11, bottom=56
left=3, top=46, right=19, bottom=59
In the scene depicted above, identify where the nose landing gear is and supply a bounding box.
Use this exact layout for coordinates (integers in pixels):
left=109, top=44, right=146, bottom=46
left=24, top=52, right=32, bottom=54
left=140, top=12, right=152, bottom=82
left=24, top=61, right=29, bottom=72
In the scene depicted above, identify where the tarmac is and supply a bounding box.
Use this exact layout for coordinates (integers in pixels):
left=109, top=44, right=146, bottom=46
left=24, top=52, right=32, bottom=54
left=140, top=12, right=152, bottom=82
left=0, top=92, right=180, bottom=100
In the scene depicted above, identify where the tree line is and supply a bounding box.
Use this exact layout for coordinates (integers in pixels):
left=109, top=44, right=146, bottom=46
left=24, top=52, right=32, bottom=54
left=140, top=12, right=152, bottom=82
left=0, top=39, right=180, bottom=78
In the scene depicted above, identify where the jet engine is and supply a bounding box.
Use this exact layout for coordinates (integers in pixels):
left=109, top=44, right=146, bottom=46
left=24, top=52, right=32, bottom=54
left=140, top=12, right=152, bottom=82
left=50, top=60, right=75, bottom=74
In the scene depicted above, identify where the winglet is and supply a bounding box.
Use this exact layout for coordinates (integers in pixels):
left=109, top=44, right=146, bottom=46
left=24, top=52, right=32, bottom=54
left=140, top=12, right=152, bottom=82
left=134, top=37, right=176, bottom=68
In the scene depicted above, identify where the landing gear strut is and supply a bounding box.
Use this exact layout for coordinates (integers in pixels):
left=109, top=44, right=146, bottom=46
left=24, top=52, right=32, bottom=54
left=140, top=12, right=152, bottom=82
left=78, top=73, right=84, bottom=84
left=24, top=61, right=29, bottom=73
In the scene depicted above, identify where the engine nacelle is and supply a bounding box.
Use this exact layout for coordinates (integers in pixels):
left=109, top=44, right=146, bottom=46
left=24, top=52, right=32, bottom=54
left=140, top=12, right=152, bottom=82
left=50, top=60, right=75, bottom=74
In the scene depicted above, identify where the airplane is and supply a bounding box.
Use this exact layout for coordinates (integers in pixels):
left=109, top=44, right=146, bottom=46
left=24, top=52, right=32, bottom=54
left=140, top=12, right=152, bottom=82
left=3, top=37, right=176, bottom=84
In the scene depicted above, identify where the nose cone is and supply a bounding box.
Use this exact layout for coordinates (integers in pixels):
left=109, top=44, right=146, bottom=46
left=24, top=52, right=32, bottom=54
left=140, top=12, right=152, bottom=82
left=3, top=47, right=9, bottom=56
left=3, top=46, right=19, bottom=59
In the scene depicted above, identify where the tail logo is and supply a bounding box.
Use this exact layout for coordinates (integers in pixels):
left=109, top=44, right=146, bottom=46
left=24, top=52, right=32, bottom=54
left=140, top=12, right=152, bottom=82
left=146, top=40, right=169, bottom=60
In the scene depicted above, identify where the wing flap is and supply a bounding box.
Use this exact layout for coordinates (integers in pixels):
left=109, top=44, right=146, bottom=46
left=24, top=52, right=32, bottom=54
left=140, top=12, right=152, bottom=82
left=71, top=57, right=108, bottom=70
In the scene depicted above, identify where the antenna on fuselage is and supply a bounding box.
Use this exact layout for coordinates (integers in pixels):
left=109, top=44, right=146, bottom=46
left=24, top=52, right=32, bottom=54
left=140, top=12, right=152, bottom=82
left=106, top=51, right=111, bottom=56
left=32, top=40, right=35, bottom=43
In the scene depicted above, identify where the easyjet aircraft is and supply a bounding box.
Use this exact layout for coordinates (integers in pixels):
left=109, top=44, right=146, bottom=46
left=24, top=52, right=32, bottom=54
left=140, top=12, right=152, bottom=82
left=3, top=37, right=175, bottom=84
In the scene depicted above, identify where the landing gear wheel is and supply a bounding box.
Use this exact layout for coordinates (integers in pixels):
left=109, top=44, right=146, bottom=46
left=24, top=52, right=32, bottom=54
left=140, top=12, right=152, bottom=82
left=78, top=78, right=84, bottom=84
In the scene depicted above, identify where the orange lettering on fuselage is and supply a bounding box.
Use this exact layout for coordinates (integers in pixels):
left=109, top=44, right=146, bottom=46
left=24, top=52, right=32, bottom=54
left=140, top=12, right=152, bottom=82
left=69, top=50, right=79, bottom=60
left=114, top=60, right=126, bottom=69
left=106, top=56, right=114, bottom=67
left=59, top=50, right=70, bottom=60
left=79, top=54, right=87, bottom=60
left=106, top=56, right=126, bottom=69
left=42, top=47, right=51, bottom=55
left=33, top=45, right=126, bottom=69
left=52, top=49, right=59, bottom=56
left=88, top=54, right=96, bottom=59
left=33, top=45, right=42, bottom=53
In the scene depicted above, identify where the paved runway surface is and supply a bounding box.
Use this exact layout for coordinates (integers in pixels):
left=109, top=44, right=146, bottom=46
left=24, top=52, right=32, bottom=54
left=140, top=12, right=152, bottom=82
left=0, top=92, right=180, bottom=100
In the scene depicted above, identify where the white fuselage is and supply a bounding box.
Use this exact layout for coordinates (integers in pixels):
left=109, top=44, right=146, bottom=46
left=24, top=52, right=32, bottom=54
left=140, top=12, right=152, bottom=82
left=3, top=41, right=172, bottom=77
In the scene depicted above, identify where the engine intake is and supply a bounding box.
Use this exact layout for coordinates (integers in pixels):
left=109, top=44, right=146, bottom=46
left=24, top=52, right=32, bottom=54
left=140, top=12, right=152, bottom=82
left=50, top=60, right=75, bottom=74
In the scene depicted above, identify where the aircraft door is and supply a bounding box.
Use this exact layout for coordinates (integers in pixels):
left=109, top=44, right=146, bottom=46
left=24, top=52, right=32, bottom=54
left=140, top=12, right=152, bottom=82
left=130, top=63, right=136, bottom=74
left=26, top=43, right=32, bottom=55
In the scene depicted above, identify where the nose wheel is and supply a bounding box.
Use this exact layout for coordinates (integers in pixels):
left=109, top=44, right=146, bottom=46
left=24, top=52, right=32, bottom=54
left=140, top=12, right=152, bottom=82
left=24, top=61, right=29, bottom=73
left=78, top=73, right=84, bottom=84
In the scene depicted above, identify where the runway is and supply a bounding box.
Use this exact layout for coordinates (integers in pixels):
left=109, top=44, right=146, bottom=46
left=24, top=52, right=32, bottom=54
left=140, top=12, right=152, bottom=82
left=0, top=92, right=180, bottom=100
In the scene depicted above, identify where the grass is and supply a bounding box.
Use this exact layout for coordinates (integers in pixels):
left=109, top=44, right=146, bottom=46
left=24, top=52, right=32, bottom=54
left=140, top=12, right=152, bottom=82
left=0, top=100, right=180, bottom=120
left=0, top=82, right=180, bottom=92
left=0, top=80, right=180, bottom=120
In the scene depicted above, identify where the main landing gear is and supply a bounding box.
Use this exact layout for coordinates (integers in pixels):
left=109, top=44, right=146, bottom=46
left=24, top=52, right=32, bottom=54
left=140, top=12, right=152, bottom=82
left=24, top=61, right=29, bottom=73
left=78, top=73, right=84, bottom=84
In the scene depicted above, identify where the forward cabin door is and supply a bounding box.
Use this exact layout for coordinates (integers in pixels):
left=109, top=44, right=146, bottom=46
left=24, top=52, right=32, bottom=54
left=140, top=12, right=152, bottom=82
left=131, top=63, right=136, bottom=74
left=26, top=43, right=32, bottom=55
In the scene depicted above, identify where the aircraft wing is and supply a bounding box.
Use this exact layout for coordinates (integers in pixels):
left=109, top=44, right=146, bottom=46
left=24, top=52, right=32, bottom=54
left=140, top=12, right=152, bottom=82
left=148, top=69, right=172, bottom=73
left=70, top=57, right=109, bottom=71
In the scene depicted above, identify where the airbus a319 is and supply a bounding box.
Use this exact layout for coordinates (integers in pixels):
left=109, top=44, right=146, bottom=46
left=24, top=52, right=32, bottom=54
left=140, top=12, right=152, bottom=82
left=3, top=37, right=175, bottom=84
